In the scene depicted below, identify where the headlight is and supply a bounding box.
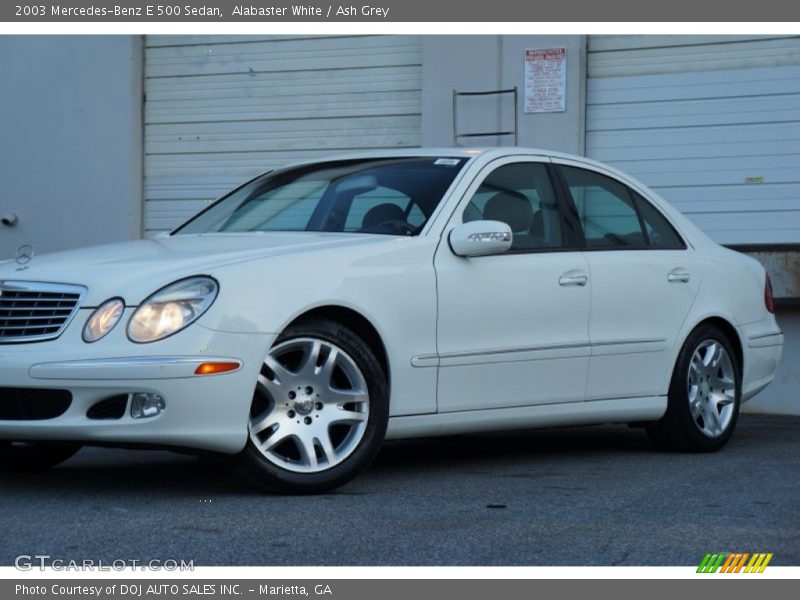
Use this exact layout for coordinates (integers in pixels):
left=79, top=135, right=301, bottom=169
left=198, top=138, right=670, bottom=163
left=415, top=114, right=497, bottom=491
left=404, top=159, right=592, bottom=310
left=127, top=276, right=218, bottom=343
left=83, top=298, right=125, bottom=343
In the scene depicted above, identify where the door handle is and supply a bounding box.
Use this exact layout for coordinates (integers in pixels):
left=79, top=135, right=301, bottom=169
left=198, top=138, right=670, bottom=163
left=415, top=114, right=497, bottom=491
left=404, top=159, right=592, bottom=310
left=559, top=273, right=588, bottom=287
left=667, top=268, right=691, bottom=283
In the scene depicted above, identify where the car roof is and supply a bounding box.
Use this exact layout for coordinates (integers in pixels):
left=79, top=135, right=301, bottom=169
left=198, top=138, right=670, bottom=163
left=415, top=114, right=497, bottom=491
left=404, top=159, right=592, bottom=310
left=308, top=147, right=550, bottom=161
left=283, top=146, right=613, bottom=171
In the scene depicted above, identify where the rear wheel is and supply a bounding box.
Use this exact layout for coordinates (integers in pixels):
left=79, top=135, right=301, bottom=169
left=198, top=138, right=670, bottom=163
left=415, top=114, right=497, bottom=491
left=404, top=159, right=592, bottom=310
left=0, top=441, right=81, bottom=472
left=647, top=324, right=741, bottom=452
left=232, top=317, right=389, bottom=494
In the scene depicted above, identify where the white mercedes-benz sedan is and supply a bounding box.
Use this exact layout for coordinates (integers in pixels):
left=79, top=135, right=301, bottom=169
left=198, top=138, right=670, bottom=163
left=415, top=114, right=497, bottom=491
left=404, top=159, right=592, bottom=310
left=0, top=148, right=784, bottom=493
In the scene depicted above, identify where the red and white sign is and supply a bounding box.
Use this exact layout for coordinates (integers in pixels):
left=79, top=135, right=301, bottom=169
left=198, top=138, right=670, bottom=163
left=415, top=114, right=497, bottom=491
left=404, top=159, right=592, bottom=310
left=524, top=47, right=567, bottom=113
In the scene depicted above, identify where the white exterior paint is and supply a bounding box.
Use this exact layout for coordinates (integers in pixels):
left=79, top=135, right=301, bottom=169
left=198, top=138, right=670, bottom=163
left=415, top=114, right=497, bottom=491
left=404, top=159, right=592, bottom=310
left=143, top=35, right=423, bottom=236
left=433, top=155, right=591, bottom=411
left=585, top=35, right=800, bottom=245
left=0, top=149, right=783, bottom=462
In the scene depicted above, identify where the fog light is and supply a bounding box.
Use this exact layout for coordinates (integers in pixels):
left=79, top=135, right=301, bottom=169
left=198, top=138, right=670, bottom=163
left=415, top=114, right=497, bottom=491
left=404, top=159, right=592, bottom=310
left=130, top=393, right=165, bottom=419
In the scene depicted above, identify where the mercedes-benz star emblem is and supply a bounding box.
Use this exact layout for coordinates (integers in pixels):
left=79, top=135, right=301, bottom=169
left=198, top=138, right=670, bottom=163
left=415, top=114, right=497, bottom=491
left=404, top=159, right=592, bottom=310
left=14, top=244, right=34, bottom=265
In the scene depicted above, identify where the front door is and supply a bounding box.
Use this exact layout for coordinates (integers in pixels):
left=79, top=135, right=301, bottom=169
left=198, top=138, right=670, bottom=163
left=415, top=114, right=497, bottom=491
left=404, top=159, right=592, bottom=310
left=434, top=158, right=591, bottom=412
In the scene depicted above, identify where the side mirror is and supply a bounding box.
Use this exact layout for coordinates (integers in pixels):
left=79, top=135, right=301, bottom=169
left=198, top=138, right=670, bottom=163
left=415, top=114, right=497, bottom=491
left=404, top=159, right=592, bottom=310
left=449, top=220, right=513, bottom=257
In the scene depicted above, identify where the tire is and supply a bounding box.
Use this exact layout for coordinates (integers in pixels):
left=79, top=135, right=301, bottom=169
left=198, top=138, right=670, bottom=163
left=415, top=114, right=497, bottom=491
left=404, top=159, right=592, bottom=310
left=231, top=317, right=389, bottom=494
left=0, top=441, right=81, bottom=472
left=647, top=324, right=741, bottom=452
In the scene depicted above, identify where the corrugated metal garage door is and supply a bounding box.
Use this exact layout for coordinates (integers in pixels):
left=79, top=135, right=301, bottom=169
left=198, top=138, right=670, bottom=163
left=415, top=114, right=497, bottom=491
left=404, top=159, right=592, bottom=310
left=586, top=35, right=800, bottom=245
left=143, top=35, right=422, bottom=236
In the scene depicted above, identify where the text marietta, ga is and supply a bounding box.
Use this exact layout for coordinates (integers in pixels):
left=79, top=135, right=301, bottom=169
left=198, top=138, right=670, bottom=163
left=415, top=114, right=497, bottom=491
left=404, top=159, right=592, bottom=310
left=16, top=584, right=333, bottom=596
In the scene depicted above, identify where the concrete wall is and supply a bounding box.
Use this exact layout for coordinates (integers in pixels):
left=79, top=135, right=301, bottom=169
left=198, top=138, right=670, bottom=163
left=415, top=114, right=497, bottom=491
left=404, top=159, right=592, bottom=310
left=0, top=36, right=142, bottom=260
left=422, top=35, right=585, bottom=153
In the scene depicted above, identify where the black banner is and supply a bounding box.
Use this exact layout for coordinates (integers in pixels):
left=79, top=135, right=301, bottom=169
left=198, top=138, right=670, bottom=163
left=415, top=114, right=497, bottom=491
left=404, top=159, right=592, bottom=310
left=4, top=579, right=800, bottom=600
left=2, top=0, right=800, bottom=22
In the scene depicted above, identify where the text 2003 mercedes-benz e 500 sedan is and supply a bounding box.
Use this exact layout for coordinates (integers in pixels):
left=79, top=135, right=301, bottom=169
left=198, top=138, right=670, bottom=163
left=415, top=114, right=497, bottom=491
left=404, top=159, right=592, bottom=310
left=0, top=148, right=784, bottom=493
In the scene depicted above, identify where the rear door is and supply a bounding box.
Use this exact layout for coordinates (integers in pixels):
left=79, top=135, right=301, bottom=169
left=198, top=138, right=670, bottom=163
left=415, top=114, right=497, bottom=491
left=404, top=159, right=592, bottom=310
left=552, top=159, right=702, bottom=400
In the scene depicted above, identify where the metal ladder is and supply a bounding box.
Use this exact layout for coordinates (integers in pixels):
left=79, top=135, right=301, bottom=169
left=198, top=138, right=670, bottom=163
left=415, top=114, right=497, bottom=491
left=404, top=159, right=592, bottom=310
left=452, top=86, right=518, bottom=146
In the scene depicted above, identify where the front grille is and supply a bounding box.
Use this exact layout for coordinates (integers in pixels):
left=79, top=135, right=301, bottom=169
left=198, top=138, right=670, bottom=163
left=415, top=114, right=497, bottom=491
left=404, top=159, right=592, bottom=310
left=0, top=387, right=72, bottom=420
left=87, top=395, right=129, bottom=420
left=0, top=281, right=85, bottom=343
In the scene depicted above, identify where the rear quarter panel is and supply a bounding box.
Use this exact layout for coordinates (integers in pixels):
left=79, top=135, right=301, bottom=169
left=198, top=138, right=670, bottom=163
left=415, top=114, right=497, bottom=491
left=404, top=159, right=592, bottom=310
left=665, top=246, right=776, bottom=396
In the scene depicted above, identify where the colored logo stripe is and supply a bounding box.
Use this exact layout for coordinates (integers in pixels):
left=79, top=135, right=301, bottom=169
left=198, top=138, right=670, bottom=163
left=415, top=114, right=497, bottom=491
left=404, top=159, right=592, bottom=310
left=698, top=553, right=773, bottom=573
left=745, top=553, right=773, bottom=573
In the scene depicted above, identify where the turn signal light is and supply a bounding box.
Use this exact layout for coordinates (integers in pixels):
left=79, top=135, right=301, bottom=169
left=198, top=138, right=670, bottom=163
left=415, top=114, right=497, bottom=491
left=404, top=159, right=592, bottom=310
left=194, top=362, right=240, bottom=376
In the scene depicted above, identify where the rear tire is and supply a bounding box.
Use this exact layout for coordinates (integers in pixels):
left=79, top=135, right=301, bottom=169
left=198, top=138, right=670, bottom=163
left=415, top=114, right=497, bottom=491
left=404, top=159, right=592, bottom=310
left=231, top=317, right=389, bottom=494
left=0, top=441, right=81, bottom=472
left=647, top=324, right=741, bottom=452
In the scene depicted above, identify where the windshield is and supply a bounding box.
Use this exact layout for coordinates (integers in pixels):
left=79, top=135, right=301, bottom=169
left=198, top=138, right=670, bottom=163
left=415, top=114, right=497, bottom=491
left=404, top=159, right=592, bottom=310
left=173, top=157, right=467, bottom=236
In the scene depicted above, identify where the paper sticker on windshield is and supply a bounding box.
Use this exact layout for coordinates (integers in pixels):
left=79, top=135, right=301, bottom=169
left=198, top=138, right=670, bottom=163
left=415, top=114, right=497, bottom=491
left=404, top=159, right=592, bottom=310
left=434, top=158, right=461, bottom=166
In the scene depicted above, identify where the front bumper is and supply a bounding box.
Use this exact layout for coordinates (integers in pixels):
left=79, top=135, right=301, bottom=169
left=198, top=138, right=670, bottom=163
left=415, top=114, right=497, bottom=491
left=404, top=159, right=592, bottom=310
left=0, top=308, right=274, bottom=454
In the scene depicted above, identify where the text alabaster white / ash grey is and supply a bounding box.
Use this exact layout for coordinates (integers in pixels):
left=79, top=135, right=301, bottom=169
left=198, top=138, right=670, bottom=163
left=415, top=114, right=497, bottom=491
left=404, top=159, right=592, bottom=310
left=232, top=5, right=391, bottom=17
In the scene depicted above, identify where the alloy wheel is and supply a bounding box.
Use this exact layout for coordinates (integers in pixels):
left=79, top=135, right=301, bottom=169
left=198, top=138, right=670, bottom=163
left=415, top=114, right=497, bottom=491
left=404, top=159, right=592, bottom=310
left=687, top=339, right=736, bottom=438
left=249, top=338, right=370, bottom=473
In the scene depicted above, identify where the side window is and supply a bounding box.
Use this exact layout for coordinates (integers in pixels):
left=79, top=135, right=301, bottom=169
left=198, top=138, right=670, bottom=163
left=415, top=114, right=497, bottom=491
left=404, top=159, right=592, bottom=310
left=634, top=192, right=686, bottom=249
left=463, top=162, right=564, bottom=251
left=560, top=166, right=645, bottom=248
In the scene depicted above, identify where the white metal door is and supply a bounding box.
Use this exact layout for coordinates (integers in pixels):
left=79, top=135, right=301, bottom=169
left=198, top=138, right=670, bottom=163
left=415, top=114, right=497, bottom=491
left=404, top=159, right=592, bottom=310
left=553, top=157, right=702, bottom=401
left=586, top=35, right=800, bottom=245
left=434, top=158, right=591, bottom=412
left=143, top=35, right=422, bottom=237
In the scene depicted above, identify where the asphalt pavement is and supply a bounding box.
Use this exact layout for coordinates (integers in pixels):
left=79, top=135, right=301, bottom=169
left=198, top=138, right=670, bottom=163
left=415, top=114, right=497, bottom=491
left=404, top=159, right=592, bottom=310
left=1, top=414, right=798, bottom=566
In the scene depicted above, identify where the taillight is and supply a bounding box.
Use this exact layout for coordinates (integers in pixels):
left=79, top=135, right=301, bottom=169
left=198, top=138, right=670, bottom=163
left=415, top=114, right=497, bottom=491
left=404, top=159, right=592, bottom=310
left=765, top=274, right=775, bottom=314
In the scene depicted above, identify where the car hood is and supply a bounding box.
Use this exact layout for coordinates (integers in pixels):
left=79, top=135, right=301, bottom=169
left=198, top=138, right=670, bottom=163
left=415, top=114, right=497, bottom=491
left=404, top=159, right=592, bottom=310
left=0, top=232, right=393, bottom=306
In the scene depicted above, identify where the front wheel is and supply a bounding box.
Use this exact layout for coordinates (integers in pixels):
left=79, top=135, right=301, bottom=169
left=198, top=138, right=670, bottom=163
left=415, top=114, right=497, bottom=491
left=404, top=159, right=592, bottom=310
left=647, top=324, right=741, bottom=452
left=231, top=317, right=389, bottom=494
left=0, top=441, right=81, bottom=472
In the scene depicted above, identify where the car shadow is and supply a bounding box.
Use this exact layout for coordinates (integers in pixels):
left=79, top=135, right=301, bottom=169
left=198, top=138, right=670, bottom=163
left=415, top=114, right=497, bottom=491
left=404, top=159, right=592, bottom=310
left=375, top=424, right=654, bottom=471
left=0, top=424, right=655, bottom=496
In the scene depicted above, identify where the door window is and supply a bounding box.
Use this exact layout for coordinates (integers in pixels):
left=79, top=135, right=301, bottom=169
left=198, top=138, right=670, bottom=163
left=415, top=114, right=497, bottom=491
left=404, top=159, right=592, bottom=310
left=463, top=162, right=564, bottom=251
left=560, top=166, right=645, bottom=248
left=559, top=166, right=685, bottom=250
left=633, top=191, right=686, bottom=249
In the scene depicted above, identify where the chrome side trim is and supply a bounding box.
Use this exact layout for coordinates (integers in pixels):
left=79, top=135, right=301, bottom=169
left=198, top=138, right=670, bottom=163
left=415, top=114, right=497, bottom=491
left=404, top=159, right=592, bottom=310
left=747, top=331, right=784, bottom=348
left=29, top=356, right=243, bottom=380
left=748, top=330, right=783, bottom=341
left=410, top=354, right=439, bottom=368
left=592, top=338, right=667, bottom=347
left=411, top=338, right=668, bottom=367
left=438, top=341, right=589, bottom=360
